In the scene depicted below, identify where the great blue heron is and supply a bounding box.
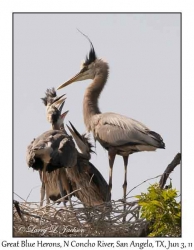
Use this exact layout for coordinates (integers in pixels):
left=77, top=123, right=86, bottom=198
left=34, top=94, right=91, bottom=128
left=26, top=95, right=77, bottom=207
left=40, top=91, right=75, bottom=207
left=57, top=35, right=165, bottom=215
left=27, top=138, right=73, bottom=207
left=41, top=88, right=110, bottom=207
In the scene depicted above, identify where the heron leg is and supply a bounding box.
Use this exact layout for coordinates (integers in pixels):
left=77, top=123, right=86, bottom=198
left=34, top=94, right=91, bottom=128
left=42, top=163, right=50, bottom=210
left=108, top=148, right=117, bottom=201
left=57, top=178, right=67, bottom=207
left=122, top=156, right=129, bottom=222
left=39, top=171, right=45, bottom=207
left=40, top=182, right=45, bottom=207
left=57, top=169, right=67, bottom=207
left=58, top=169, right=72, bottom=208
left=45, top=184, right=50, bottom=206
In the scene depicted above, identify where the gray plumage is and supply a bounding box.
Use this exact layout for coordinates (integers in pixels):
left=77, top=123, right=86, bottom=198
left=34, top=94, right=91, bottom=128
left=26, top=92, right=76, bottom=206
left=27, top=130, right=77, bottom=171
left=67, top=122, right=110, bottom=206
left=39, top=168, right=72, bottom=205
left=43, top=89, right=110, bottom=206
left=26, top=131, right=76, bottom=206
left=92, top=112, right=164, bottom=155
left=37, top=89, right=110, bottom=206
left=57, top=38, right=165, bottom=219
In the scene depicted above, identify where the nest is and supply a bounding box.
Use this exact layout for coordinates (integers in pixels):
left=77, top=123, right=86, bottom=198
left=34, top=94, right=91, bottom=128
left=13, top=196, right=149, bottom=237
left=14, top=153, right=181, bottom=237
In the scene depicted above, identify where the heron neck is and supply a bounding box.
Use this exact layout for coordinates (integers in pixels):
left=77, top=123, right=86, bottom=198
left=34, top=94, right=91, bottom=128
left=52, top=123, right=60, bottom=130
left=83, top=72, right=108, bottom=131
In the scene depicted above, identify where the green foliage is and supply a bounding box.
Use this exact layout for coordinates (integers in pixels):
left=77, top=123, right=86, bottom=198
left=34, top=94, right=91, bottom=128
left=136, top=183, right=181, bottom=237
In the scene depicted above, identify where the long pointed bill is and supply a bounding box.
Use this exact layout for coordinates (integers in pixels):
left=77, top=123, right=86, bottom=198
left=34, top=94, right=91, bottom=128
left=55, top=93, right=66, bottom=100
left=58, top=101, right=65, bottom=114
left=67, top=122, right=88, bottom=155
left=47, top=97, right=66, bottom=115
left=57, top=70, right=84, bottom=90
left=60, top=110, right=69, bottom=121
left=68, top=121, right=83, bottom=141
left=54, top=94, right=66, bottom=113
left=51, top=94, right=67, bottom=109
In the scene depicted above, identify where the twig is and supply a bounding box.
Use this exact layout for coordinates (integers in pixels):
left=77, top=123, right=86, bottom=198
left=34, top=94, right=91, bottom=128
left=13, top=200, right=22, bottom=220
left=159, top=153, right=181, bottom=189
left=26, top=185, right=40, bottom=202
left=126, top=175, right=161, bottom=196
left=21, top=210, right=52, bottom=221
left=33, top=188, right=81, bottom=212
left=13, top=200, right=27, bottom=226
left=14, top=192, right=26, bottom=202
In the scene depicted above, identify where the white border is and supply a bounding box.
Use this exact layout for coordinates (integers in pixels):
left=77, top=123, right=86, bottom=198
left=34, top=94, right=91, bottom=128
left=0, top=0, right=193, bottom=247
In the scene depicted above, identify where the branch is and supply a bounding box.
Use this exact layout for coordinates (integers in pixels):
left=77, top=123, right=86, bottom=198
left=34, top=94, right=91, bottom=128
left=13, top=200, right=27, bottom=225
left=13, top=200, right=22, bottom=219
left=159, top=153, right=181, bottom=189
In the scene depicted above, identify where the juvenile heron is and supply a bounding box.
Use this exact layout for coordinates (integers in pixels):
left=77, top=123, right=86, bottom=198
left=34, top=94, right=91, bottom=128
left=57, top=34, right=165, bottom=216
left=41, top=88, right=110, bottom=207
left=26, top=95, right=77, bottom=207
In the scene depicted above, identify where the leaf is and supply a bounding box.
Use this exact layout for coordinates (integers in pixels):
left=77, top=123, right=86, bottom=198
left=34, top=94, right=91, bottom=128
left=136, top=182, right=181, bottom=237
left=138, top=201, right=149, bottom=207
left=150, top=200, right=164, bottom=209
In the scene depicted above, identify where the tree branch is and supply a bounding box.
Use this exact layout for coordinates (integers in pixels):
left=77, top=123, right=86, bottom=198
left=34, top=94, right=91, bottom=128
left=159, top=153, right=181, bottom=189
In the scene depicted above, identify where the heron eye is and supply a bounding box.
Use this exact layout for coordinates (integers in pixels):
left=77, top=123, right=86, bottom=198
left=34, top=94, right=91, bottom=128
left=80, top=66, right=88, bottom=73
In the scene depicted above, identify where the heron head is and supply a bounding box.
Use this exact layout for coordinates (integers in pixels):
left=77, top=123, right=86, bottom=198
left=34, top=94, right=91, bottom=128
left=57, top=41, right=99, bottom=90
left=41, top=88, right=66, bottom=108
left=57, top=46, right=109, bottom=90
left=46, top=92, right=68, bottom=128
left=41, top=88, right=57, bottom=104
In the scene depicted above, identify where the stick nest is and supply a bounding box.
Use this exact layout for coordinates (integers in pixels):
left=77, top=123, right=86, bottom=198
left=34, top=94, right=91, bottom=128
left=13, top=198, right=148, bottom=237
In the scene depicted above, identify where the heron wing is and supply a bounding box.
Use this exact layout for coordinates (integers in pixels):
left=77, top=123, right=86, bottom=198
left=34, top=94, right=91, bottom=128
left=48, top=135, right=77, bottom=172
left=26, top=139, right=44, bottom=170
left=89, top=162, right=110, bottom=201
left=26, top=130, right=74, bottom=172
left=94, top=113, right=164, bottom=148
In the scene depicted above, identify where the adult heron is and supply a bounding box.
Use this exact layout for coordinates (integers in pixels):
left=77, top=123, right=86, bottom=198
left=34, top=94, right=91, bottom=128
left=57, top=35, right=165, bottom=215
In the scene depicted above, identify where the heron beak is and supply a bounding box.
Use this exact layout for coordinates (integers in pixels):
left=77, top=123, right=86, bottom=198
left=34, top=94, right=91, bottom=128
left=52, top=94, right=67, bottom=109
left=57, top=70, right=84, bottom=90
left=67, top=121, right=83, bottom=141
left=61, top=110, right=69, bottom=120
left=67, top=122, right=89, bottom=156
left=54, top=93, right=66, bottom=102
